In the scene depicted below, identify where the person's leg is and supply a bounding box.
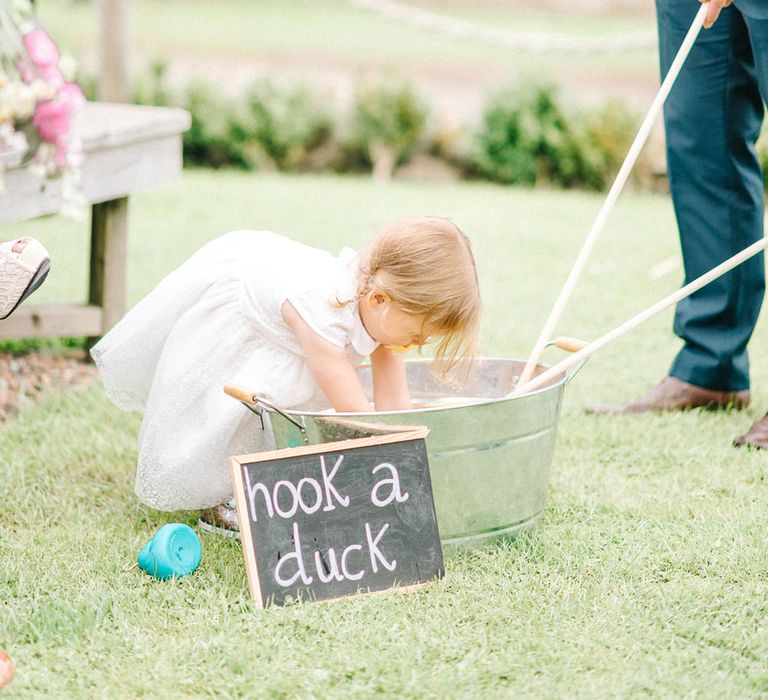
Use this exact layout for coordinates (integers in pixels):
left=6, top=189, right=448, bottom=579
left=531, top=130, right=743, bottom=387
left=587, top=2, right=764, bottom=415
left=731, top=12, right=768, bottom=447
left=662, top=1, right=765, bottom=392
left=0, top=237, right=51, bottom=320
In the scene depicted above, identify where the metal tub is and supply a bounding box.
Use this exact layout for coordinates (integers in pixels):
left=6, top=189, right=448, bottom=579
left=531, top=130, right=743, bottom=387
left=240, top=357, right=574, bottom=548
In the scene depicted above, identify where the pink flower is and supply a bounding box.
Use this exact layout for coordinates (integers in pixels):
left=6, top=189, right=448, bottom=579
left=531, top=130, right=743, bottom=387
left=31, top=83, right=85, bottom=144
left=21, top=27, right=64, bottom=87
left=60, top=82, right=85, bottom=110
left=32, top=99, right=72, bottom=144
left=22, top=27, right=60, bottom=70
left=38, top=62, right=64, bottom=87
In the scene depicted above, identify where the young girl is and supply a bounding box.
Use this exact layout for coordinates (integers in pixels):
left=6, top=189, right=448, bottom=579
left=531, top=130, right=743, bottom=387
left=92, top=216, right=480, bottom=531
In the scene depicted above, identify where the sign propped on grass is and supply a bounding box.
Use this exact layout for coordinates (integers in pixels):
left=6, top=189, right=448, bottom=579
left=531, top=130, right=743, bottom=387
left=229, top=427, right=443, bottom=607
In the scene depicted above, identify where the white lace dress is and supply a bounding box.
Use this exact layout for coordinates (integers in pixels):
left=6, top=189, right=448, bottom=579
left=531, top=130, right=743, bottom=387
left=91, top=230, right=378, bottom=511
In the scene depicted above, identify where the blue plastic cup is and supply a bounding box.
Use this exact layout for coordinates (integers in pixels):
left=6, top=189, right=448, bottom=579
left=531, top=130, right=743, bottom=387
left=137, top=523, right=202, bottom=580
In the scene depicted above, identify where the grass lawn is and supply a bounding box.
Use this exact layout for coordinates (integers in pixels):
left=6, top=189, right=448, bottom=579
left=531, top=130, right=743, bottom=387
left=1, top=170, right=767, bottom=697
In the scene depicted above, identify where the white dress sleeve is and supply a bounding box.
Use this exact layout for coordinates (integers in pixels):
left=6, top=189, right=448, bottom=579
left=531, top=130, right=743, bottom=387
left=279, top=246, right=378, bottom=360
left=286, top=288, right=355, bottom=349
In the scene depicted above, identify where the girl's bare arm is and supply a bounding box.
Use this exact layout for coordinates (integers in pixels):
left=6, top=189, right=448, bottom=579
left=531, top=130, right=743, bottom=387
left=370, top=345, right=411, bottom=410
left=281, top=301, right=371, bottom=412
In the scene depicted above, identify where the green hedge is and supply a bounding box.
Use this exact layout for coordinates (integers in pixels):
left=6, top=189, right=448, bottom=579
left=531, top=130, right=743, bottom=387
left=88, top=62, right=768, bottom=191
left=467, top=83, right=644, bottom=191
left=345, top=82, right=428, bottom=181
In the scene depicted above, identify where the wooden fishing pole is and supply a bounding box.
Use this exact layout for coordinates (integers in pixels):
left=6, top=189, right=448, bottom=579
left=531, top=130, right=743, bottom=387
left=513, top=236, right=768, bottom=396
left=513, top=2, right=709, bottom=393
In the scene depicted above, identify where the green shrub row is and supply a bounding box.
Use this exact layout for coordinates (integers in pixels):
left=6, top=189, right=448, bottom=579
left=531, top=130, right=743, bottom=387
left=100, top=61, right=768, bottom=191
left=465, top=82, right=645, bottom=190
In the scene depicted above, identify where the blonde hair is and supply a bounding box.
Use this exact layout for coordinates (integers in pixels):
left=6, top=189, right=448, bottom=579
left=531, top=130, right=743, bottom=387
left=356, top=216, right=481, bottom=376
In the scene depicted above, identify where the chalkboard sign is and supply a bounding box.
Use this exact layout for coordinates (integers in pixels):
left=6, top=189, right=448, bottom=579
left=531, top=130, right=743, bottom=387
left=229, top=427, right=444, bottom=607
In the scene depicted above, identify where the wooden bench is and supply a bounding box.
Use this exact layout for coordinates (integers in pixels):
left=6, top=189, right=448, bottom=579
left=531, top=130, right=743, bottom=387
left=0, top=101, right=191, bottom=339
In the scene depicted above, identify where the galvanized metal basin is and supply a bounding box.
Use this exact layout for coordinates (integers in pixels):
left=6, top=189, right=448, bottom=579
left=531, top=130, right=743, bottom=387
left=250, top=358, right=573, bottom=548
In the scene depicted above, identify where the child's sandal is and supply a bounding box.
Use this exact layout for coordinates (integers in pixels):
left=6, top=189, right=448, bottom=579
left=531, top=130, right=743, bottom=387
left=198, top=502, right=240, bottom=538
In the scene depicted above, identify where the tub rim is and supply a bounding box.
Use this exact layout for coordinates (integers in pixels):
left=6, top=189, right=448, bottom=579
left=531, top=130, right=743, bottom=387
left=268, top=356, right=569, bottom=419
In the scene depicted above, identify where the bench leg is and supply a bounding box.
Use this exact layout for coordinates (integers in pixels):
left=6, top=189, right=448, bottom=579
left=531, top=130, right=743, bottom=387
left=88, top=196, right=129, bottom=345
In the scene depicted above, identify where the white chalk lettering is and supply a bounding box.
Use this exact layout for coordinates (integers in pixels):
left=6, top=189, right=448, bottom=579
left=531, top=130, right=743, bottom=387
left=370, top=462, right=409, bottom=507
left=273, top=480, right=299, bottom=518
left=313, top=547, right=344, bottom=583
left=245, top=456, right=350, bottom=521
left=244, top=468, right=274, bottom=523
left=320, top=455, right=350, bottom=511
left=341, top=544, right=364, bottom=581
left=297, top=477, right=323, bottom=514
left=272, top=522, right=399, bottom=589
left=274, top=522, right=313, bottom=587
left=366, top=522, right=396, bottom=573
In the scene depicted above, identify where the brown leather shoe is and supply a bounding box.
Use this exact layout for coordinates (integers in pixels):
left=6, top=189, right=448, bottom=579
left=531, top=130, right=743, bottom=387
left=733, top=414, right=768, bottom=449
left=586, top=376, right=750, bottom=415
left=198, top=502, right=240, bottom=538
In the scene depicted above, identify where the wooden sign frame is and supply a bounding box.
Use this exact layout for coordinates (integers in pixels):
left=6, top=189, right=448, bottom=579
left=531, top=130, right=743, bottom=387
left=229, top=427, right=444, bottom=607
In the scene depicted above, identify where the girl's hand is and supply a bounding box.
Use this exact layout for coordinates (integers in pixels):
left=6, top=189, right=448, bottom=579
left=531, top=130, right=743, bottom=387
left=370, top=345, right=412, bottom=410
left=282, top=301, right=371, bottom=412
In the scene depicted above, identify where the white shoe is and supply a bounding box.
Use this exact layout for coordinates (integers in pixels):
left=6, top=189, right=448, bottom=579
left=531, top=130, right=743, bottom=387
left=0, top=237, right=51, bottom=320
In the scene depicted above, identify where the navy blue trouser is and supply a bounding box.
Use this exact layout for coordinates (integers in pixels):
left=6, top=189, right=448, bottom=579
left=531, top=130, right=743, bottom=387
left=657, top=0, right=768, bottom=391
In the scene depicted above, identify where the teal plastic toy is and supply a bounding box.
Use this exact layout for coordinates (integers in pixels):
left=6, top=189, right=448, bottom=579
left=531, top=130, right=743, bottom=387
left=137, top=524, right=202, bottom=580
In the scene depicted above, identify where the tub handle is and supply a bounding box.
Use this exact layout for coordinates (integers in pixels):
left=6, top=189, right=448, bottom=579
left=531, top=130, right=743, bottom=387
left=223, top=385, right=309, bottom=444
left=546, top=337, right=589, bottom=384
left=552, top=336, right=587, bottom=353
